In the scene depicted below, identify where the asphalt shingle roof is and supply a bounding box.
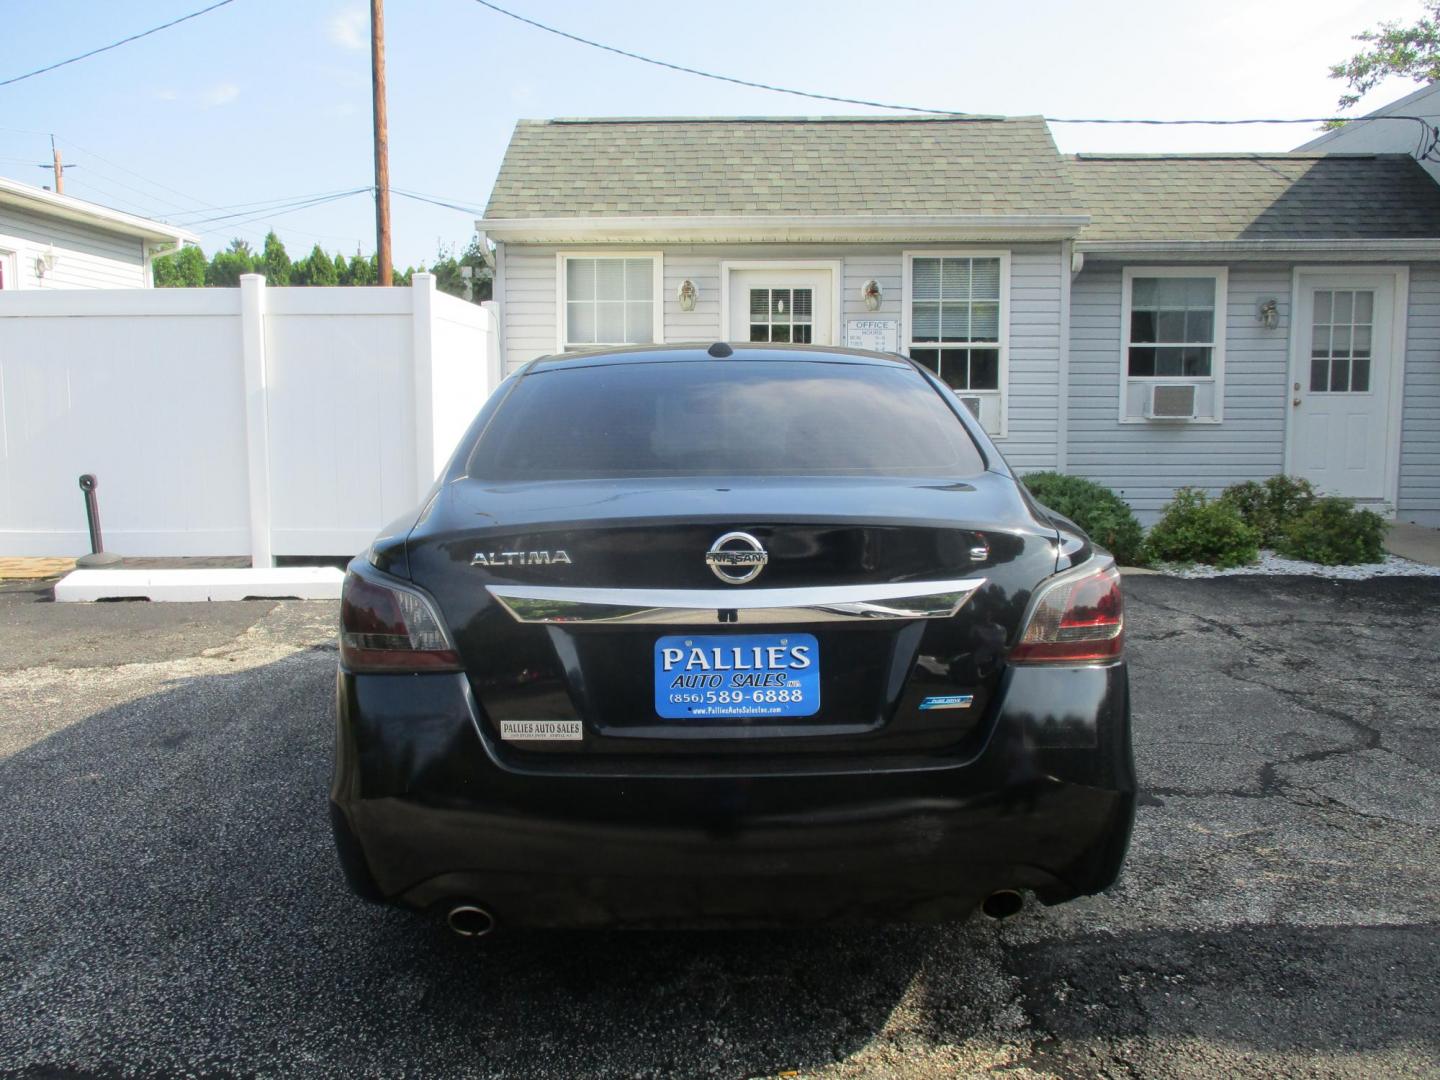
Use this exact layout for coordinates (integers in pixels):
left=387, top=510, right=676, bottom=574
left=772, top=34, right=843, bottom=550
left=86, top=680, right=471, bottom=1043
left=483, top=116, right=1085, bottom=218
left=1069, top=153, right=1440, bottom=241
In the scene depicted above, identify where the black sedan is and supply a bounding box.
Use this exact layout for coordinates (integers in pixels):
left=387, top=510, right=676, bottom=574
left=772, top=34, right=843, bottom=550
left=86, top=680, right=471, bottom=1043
left=330, top=343, right=1135, bottom=934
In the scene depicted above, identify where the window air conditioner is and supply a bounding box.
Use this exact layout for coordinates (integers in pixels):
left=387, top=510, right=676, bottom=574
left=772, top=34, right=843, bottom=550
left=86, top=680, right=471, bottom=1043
left=1144, top=383, right=1197, bottom=421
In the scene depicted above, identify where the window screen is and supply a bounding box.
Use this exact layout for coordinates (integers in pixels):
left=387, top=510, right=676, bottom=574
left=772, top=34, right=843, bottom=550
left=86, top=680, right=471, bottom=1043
left=468, top=361, right=985, bottom=480
left=1127, top=277, right=1216, bottom=377
left=564, top=258, right=654, bottom=347
left=908, top=256, right=1001, bottom=390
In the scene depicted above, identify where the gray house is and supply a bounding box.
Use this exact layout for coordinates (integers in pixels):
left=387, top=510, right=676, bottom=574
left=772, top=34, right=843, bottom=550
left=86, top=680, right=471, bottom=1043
left=478, top=116, right=1440, bottom=525
left=0, top=175, right=196, bottom=290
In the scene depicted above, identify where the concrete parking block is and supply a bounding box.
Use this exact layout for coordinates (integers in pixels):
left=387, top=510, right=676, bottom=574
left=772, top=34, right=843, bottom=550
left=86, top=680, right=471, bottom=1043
left=54, top=566, right=344, bottom=602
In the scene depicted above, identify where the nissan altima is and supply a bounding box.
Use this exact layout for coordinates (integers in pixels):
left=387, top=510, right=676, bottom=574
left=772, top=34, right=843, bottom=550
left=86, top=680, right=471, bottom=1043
left=330, top=342, right=1135, bottom=934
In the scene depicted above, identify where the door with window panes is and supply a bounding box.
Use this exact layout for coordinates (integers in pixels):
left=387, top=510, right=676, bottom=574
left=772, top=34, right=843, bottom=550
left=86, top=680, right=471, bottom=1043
left=728, top=269, right=833, bottom=346
left=1288, top=273, right=1396, bottom=500
left=906, top=255, right=1004, bottom=431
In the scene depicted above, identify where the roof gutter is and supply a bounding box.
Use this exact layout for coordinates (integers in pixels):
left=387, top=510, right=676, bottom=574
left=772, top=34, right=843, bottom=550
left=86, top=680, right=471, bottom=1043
left=1076, top=238, right=1440, bottom=263
left=478, top=213, right=1091, bottom=244
left=0, top=177, right=198, bottom=246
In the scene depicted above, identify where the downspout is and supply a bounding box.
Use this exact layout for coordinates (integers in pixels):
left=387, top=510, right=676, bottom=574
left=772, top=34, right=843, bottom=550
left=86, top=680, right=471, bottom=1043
left=145, top=237, right=187, bottom=287
left=1056, top=240, right=1074, bottom=474
left=491, top=236, right=507, bottom=367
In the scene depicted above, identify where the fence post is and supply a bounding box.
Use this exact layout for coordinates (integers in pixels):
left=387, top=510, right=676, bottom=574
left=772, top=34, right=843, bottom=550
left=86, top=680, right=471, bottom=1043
left=411, top=272, right=437, bottom=496
left=239, top=273, right=274, bottom=568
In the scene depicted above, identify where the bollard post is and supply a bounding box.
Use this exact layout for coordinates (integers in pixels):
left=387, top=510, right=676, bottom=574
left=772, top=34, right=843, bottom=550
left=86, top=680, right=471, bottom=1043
left=75, top=474, right=122, bottom=568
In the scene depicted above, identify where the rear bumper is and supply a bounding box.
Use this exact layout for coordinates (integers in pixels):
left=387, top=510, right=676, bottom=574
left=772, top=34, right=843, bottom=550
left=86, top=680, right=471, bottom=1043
left=330, top=664, right=1135, bottom=927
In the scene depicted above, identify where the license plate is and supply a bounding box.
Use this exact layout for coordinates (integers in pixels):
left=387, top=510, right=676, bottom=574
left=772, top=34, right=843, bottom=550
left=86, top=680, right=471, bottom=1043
left=654, top=633, right=820, bottom=719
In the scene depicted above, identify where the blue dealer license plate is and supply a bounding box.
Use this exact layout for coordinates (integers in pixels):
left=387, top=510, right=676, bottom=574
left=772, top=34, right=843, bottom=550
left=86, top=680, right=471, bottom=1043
left=654, top=633, right=820, bottom=719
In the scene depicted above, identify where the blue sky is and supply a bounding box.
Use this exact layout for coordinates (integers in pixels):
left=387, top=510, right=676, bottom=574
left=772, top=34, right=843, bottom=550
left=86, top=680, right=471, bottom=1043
left=0, top=0, right=1425, bottom=267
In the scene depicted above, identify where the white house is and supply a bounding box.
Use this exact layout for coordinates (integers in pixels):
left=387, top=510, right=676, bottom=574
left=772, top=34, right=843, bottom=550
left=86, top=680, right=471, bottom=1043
left=479, top=116, right=1440, bottom=525
left=1298, top=83, right=1440, bottom=184
left=0, top=176, right=196, bottom=290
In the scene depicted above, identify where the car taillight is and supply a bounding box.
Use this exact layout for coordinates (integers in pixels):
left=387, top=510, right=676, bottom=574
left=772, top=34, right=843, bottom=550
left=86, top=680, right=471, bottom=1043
left=339, top=571, right=460, bottom=672
left=1010, top=560, right=1124, bottom=664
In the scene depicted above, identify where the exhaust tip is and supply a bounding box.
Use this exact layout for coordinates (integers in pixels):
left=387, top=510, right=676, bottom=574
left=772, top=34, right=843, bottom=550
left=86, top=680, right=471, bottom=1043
left=981, top=890, right=1024, bottom=920
left=446, top=904, right=496, bottom=938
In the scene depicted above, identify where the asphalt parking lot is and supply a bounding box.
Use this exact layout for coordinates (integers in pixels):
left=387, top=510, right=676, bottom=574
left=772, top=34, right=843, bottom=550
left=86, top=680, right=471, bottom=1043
left=0, top=573, right=1436, bottom=1079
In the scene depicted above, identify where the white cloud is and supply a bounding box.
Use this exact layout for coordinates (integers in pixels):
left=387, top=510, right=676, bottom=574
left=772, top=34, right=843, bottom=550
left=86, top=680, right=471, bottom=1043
left=151, top=87, right=178, bottom=102
left=202, top=82, right=240, bottom=108
left=326, top=7, right=367, bottom=50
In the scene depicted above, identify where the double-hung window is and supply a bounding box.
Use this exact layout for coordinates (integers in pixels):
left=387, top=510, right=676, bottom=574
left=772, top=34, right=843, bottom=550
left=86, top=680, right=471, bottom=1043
left=904, top=251, right=1009, bottom=434
left=558, top=254, right=661, bottom=350
left=1120, top=267, right=1228, bottom=422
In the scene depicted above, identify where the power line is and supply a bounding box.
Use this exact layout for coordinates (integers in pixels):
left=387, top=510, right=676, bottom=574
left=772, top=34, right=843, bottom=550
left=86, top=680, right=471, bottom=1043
left=467, top=0, right=1438, bottom=143
left=186, top=189, right=372, bottom=235
left=468, top=0, right=966, bottom=117
left=392, top=187, right=487, bottom=215
left=167, top=188, right=380, bottom=221
left=0, top=1, right=238, bottom=89
left=182, top=188, right=372, bottom=229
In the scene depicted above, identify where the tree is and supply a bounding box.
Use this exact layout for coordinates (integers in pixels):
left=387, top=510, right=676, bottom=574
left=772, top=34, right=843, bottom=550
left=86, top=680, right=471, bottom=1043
left=205, top=238, right=257, bottom=287
left=150, top=232, right=429, bottom=289
left=292, top=243, right=339, bottom=286
left=1330, top=2, right=1440, bottom=113
left=347, top=252, right=376, bottom=286
left=261, top=231, right=292, bottom=286
left=152, top=244, right=206, bottom=287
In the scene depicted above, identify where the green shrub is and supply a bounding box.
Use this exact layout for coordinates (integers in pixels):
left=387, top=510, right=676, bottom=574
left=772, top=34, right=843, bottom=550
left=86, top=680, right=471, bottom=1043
left=1274, top=498, right=1387, bottom=565
left=1022, top=472, right=1147, bottom=566
left=1218, top=475, right=1318, bottom=546
left=1146, top=487, right=1260, bottom=568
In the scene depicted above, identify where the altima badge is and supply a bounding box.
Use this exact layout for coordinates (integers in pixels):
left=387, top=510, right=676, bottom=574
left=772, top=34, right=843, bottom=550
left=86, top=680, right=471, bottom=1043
left=705, top=531, right=768, bottom=585
left=472, top=550, right=572, bottom=567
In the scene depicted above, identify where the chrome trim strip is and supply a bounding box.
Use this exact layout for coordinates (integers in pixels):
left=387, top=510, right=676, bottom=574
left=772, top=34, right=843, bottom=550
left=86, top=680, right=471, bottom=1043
left=486, top=579, right=987, bottom=625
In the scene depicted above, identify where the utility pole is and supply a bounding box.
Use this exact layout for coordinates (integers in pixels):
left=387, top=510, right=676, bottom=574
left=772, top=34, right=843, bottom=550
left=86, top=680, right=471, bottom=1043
left=370, top=0, right=392, bottom=286
left=51, top=136, right=64, bottom=194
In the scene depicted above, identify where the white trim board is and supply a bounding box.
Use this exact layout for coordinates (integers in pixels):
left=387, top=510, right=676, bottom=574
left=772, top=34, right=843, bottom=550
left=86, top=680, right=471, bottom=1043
left=55, top=567, right=344, bottom=602
left=482, top=214, right=1090, bottom=244
left=1282, top=265, right=1409, bottom=511
left=718, top=259, right=844, bottom=347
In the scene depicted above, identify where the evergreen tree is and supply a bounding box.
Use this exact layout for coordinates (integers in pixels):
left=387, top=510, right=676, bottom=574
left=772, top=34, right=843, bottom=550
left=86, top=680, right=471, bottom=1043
left=347, top=252, right=376, bottom=286
left=261, top=231, right=292, bottom=286
left=152, top=244, right=206, bottom=287
left=205, top=238, right=256, bottom=287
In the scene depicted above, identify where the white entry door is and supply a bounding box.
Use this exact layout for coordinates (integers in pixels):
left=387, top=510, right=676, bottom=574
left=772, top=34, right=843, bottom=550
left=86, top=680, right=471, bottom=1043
left=1288, top=272, right=1398, bottom=500
left=727, top=267, right=834, bottom=345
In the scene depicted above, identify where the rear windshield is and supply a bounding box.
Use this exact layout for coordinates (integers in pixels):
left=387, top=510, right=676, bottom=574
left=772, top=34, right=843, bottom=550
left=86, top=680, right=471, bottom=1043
left=466, top=360, right=985, bottom=481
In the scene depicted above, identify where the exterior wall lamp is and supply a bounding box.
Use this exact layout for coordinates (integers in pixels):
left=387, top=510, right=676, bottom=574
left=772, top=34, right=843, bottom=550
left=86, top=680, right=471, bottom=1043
left=34, top=245, right=58, bottom=280
left=862, top=279, right=883, bottom=311
left=677, top=279, right=697, bottom=312
left=1257, top=298, right=1279, bottom=330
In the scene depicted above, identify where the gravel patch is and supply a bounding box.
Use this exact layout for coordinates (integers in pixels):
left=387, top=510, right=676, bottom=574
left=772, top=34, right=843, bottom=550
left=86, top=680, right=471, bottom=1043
left=1154, top=550, right=1440, bottom=580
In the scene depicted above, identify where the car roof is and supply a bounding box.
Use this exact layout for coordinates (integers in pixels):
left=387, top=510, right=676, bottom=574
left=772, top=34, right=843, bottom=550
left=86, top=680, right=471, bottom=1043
left=525, top=342, right=911, bottom=372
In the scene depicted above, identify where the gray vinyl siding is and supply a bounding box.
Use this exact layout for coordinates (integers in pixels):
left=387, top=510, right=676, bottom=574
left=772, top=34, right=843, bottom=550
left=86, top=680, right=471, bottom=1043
left=1400, top=265, right=1440, bottom=524
left=0, top=205, right=148, bottom=289
left=497, top=241, right=1065, bottom=471
left=1068, top=263, right=1292, bottom=518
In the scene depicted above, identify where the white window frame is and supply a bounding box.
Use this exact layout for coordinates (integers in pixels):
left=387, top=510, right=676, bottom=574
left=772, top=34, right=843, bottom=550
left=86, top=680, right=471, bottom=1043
left=0, top=235, right=25, bottom=290
left=901, top=249, right=1011, bottom=438
left=554, top=250, right=664, bottom=352
left=1119, top=266, right=1228, bottom=424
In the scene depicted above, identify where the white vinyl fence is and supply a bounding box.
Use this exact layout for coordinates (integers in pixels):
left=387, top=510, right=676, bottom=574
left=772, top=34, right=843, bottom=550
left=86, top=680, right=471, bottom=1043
left=0, top=273, right=500, bottom=563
